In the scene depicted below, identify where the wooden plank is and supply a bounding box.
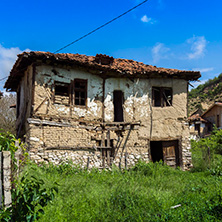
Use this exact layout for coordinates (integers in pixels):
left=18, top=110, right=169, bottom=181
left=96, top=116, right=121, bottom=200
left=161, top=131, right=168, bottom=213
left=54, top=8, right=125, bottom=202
left=3, top=151, right=11, bottom=208
left=125, top=152, right=128, bottom=169
left=107, top=130, right=110, bottom=166
left=15, top=140, right=20, bottom=178
left=87, top=157, right=90, bottom=169
left=101, top=133, right=105, bottom=168
left=162, top=141, right=178, bottom=168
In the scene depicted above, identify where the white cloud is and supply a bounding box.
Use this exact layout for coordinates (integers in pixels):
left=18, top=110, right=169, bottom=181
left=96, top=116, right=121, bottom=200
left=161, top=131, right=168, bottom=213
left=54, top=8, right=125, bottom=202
left=0, top=45, right=30, bottom=91
left=187, top=36, right=207, bottom=59
left=192, top=67, right=214, bottom=73
left=152, top=43, right=170, bottom=63
left=140, top=15, right=156, bottom=24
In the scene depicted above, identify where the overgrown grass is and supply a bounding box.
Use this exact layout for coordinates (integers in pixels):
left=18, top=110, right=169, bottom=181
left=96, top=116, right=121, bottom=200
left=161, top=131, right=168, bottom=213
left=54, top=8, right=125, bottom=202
left=14, top=161, right=221, bottom=222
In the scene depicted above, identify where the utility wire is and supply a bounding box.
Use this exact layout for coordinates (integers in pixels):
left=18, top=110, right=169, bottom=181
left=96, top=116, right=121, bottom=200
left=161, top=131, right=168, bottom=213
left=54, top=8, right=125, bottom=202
left=0, top=76, right=8, bottom=82
left=54, top=0, right=149, bottom=53
left=0, top=0, right=148, bottom=83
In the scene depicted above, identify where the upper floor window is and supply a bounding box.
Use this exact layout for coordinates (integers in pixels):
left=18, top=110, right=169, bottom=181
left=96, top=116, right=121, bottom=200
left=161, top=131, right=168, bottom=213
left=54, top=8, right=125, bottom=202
left=53, top=79, right=87, bottom=106
left=54, top=82, right=70, bottom=105
left=73, top=79, right=87, bottom=106
left=113, top=90, right=124, bottom=122
left=152, top=87, right=172, bottom=107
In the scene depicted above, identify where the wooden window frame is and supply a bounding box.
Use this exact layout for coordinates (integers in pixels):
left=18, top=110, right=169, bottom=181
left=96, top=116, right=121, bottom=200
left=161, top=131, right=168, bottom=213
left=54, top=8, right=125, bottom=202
left=53, top=79, right=88, bottom=107
left=152, top=87, right=173, bottom=107
left=72, top=79, right=87, bottom=107
left=53, top=81, right=71, bottom=105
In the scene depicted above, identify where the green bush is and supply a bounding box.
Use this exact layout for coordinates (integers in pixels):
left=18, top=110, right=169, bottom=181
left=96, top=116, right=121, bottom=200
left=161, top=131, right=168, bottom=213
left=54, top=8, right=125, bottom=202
left=191, top=128, right=222, bottom=176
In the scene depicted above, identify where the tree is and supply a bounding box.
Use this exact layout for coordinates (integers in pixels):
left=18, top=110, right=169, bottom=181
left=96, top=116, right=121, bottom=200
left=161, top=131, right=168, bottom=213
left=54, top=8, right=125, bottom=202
left=0, top=93, right=16, bottom=134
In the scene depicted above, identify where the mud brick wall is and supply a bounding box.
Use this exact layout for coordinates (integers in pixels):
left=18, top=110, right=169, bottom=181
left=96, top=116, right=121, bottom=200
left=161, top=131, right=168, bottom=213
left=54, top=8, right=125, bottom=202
left=27, top=123, right=149, bottom=168
left=18, top=64, right=192, bottom=169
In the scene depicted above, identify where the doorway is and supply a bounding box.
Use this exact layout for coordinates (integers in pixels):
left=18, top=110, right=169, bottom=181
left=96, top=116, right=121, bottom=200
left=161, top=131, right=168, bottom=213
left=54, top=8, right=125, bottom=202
left=113, top=90, right=124, bottom=122
left=150, top=140, right=180, bottom=168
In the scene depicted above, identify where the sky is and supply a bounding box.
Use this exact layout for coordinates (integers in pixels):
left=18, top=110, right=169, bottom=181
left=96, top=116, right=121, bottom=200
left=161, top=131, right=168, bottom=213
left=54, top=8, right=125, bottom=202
left=1, top=0, right=222, bottom=92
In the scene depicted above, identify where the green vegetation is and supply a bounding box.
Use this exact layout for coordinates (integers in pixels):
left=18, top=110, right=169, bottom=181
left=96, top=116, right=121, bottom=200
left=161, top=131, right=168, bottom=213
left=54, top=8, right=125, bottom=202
left=191, top=128, right=222, bottom=175
left=188, top=73, right=222, bottom=113
left=189, top=73, right=222, bottom=100
left=12, top=161, right=222, bottom=222
left=0, top=93, right=16, bottom=134
left=1, top=130, right=222, bottom=221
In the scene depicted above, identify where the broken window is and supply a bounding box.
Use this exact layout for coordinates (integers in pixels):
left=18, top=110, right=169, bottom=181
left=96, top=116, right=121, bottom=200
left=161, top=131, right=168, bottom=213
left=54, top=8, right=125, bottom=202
left=54, top=82, right=70, bottom=105
left=113, top=90, right=124, bottom=122
left=152, top=87, right=172, bottom=107
left=73, top=79, right=87, bottom=106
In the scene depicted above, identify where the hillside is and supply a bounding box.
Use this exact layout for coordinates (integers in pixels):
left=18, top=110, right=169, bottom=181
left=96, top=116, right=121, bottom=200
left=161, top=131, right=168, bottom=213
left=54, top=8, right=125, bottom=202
left=188, top=73, right=222, bottom=114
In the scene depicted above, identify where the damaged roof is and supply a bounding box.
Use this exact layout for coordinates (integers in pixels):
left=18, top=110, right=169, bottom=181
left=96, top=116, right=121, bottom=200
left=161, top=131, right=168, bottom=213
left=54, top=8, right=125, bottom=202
left=4, top=51, right=201, bottom=91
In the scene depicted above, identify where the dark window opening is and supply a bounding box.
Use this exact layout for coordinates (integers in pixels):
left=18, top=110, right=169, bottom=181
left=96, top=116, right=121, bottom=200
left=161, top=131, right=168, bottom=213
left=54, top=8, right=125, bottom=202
left=152, top=87, right=172, bottom=107
left=163, top=88, right=172, bottom=106
left=153, top=88, right=161, bottom=107
left=54, top=82, right=70, bottom=105
left=73, top=79, right=87, bottom=106
left=217, top=115, right=220, bottom=127
left=114, top=90, right=124, bottom=122
left=195, top=123, right=200, bottom=135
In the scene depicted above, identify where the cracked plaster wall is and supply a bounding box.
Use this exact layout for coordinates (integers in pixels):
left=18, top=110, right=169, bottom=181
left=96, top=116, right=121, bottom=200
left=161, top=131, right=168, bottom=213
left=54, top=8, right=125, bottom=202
left=20, top=64, right=191, bottom=169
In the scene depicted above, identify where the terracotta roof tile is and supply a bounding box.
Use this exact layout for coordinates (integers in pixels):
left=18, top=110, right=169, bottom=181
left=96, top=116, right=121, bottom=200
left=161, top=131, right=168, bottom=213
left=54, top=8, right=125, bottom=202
left=4, top=51, right=201, bottom=91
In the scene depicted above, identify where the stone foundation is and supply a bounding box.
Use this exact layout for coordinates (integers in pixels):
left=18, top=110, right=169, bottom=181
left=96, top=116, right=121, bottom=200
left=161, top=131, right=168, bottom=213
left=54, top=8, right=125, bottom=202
left=26, top=120, right=192, bottom=170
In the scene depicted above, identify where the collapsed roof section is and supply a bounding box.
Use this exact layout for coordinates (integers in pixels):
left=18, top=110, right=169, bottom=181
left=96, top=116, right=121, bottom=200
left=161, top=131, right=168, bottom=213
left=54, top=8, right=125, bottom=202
left=4, top=51, right=201, bottom=91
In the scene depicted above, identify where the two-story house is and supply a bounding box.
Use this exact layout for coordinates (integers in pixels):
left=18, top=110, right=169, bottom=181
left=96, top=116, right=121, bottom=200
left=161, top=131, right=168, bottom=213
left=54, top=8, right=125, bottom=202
left=4, top=52, right=200, bottom=169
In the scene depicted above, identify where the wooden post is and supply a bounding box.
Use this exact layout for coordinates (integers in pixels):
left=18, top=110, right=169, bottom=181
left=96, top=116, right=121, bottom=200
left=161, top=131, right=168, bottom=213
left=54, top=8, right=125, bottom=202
left=87, top=157, right=90, bottom=170
left=101, top=133, right=105, bottom=168
left=125, top=152, right=128, bottom=169
left=3, top=151, right=11, bottom=208
left=107, top=130, right=110, bottom=166
left=0, top=152, right=2, bottom=208
left=119, top=159, right=121, bottom=170
left=14, top=140, right=20, bottom=177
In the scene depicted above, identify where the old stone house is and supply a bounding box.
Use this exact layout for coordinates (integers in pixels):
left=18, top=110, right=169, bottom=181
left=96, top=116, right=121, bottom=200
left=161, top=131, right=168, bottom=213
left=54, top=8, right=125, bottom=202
left=188, top=109, right=210, bottom=139
left=4, top=51, right=200, bottom=170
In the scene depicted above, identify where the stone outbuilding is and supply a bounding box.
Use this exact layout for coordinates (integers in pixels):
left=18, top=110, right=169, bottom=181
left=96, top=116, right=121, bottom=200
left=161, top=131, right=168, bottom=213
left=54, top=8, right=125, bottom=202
left=4, top=52, right=200, bottom=170
left=188, top=109, right=210, bottom=139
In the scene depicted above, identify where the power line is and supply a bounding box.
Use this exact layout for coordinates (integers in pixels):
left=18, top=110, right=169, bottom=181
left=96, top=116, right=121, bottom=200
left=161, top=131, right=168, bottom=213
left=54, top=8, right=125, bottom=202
left=1, top=0, right=149, bottom=83
left=0, top=76, right=8, bottom=82
left=54, top=0, right=149, bottom=53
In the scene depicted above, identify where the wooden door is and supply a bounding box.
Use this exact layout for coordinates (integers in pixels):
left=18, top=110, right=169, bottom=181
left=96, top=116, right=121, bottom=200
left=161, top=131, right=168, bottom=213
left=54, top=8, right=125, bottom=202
left=162, top=141, right=179, bottom=168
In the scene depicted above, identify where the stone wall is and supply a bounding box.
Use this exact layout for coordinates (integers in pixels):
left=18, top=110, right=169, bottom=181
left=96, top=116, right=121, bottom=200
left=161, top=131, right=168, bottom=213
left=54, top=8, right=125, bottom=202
left=27, top=121, right=149, bottom=169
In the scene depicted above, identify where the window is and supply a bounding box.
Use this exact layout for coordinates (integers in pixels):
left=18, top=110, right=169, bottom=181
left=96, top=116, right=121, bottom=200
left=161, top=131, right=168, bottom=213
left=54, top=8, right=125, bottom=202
left=113, top=90, right=124, bottom=122
left=73, top=79, right=87, bottom=106
left=54, top=82, right=70, bottom=105
left=152, top=87, right=172, bottom=107
left=53, top=79, right=87, bottom=106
